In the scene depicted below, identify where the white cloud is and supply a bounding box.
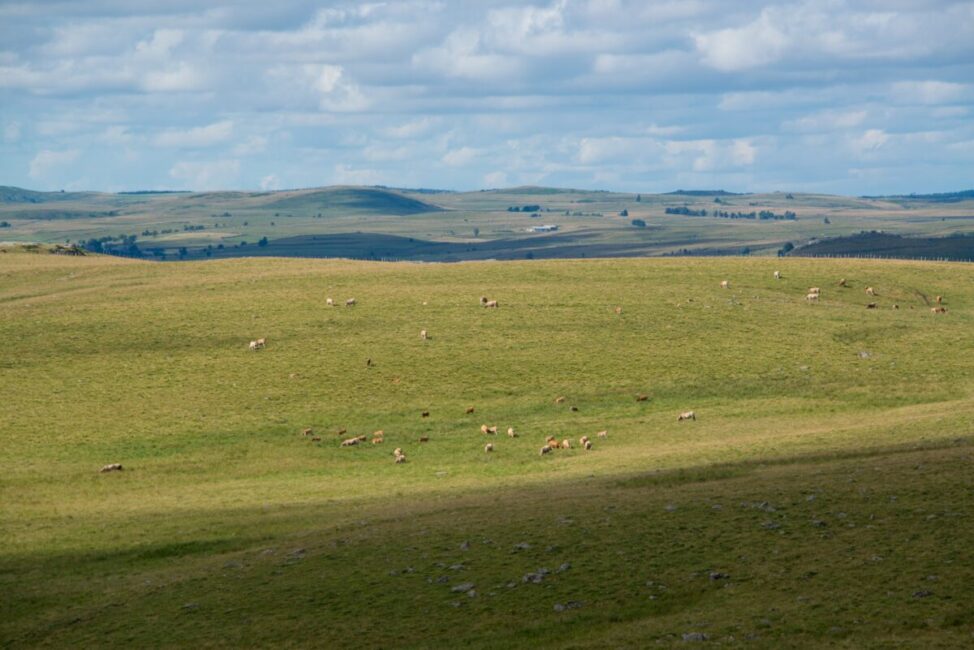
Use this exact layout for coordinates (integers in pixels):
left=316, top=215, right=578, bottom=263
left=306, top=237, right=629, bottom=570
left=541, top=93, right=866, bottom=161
left=259, top=174, right=280, bottom=191
left=442, top=146, right=478, bottom=167
left=332, top=164, right=382, bottom=185
left=783, top=109, right=868, bottom=132
left=852, top=129, right=889, bottom=153
left=154, top=121, right=234, bottom=148
left=169, top=159, right=240, bottom=190
left=483, top=170, right=508, bottom=187
left=890, top=80, right=969, bottom=105
left=693, top=9, right=788, bottom=71
left=29, top=149, right=80, bottom=179
left=233, top=135, right=268, bottom=156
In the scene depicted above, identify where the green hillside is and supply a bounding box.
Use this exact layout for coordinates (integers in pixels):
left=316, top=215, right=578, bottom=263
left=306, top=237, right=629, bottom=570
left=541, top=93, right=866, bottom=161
left=1, top=248, right=973, bottom=647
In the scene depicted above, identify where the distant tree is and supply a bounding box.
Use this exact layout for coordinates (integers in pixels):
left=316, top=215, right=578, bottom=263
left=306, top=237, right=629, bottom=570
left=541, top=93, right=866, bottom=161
left=473, top=227, right=480, bottom=237
left=635, top=194, right=641, bottom=202
left=178, top=247, right=188, bottom=259
left=525, top=251, right=534, bottom=259
left=823, top=217, right=831, bottom=224
left=631, top=218, right=647, bottom=228
left=258, top=237, right=269, bottom=247
left=778, top=241, right=795, bottom=257
left=0, top=221, right=9, bottom=228
left=619, top=209, right=629, bottom=217
left=786, top=193, right=795, bottom=199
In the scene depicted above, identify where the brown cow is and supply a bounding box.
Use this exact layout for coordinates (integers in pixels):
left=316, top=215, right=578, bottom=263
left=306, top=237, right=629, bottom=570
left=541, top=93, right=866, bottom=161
left=465, top=406, right=475, bottom=414
left=636, top=394, right=649, bottom=402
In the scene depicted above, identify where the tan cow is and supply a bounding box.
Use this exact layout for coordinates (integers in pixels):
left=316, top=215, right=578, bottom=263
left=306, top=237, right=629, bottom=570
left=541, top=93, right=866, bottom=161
left=346, top=298, right=357, bottom=306
left=561, top=439, right=571, bottom=449
left=539, top=445, right=552, bottom=456
left=584, top=440, right=593, bottom=450
left=507, top=427, right=517, bottom=437
left=806, top=293, right=819, bottom=302
left=484, top=300, right=498, bottom=308
left=720, top=280, right=730, bottom=289
left=678, top=411, right=696, bottom=421
left=838, top=278, right=847, bottom=287
left=865, top=287, right=875, bottom=296
left=596, top=430, right=608, bottom=439
left=484, top=443, right=494, bottom=453
left=326, top=297, right=334, bottom=306
left=341, top=437, right=360, bottom=447
left=773, top=271, right=781, bottom=280
left=420, top=329, right=428, bottom=340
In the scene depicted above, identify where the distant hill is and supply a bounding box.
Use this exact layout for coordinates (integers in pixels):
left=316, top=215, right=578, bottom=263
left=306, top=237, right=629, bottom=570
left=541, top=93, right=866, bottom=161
left=264, top=188, right=442, bottom=214
left=0, top=186, right=95, bottom=203
left=791, top=231, right=974, bottom=262
left=860, top=190, right=974, bottom=203
left=664, top=189, right=742, bottom=196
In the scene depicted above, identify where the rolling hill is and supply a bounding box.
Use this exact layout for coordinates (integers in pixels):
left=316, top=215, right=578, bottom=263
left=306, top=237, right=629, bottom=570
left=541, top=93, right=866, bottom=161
left=1, top=247, right=972, bottom=647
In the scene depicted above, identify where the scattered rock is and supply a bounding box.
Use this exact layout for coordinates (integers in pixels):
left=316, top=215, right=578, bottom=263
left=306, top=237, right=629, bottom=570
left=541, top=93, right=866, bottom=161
left=223, top=560, right=242, bottom=569
left=466, top=589, right=477, bottom=598
left=435, top=575, right=450, bottom=584
left=664, top=503, right=678, bottom=512
left=858, top=351, right=871, bottom=359
left=812, top=519, right=828, bottom=528
left=553, top=603, right=565, bottom=612
left=259, top=548, right=276, bottom=557
left=513, top=542, right=531, bottom=551
left=459, top=540, right=470, bottom=551
left=449, top=563, right=465, bottom=571
left=181, top=602, right=200, bottom=611
left=557, top=562, right=572, bottom=573
left=913, top=590, right=934, bottom=599
left=709, top=572, right=729, bottom=581
left=682, top=632, right=709, bottom=642
left=761, top=521, right=781, bottom=530
left=451, top=582, right=475, bottom=593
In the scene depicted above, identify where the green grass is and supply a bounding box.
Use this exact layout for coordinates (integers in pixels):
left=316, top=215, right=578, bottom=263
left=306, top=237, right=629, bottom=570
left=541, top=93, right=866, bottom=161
left=1, top=250, right=973, bottom=647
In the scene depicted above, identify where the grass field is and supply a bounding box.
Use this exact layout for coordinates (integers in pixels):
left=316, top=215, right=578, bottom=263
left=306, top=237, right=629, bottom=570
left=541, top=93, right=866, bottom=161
left=1, top=248, right=973, bottom=647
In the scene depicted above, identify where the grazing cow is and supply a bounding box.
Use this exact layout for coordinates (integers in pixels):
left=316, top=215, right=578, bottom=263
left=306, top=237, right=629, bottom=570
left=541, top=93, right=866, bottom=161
left=636, top=394, right=649, bottom=402
left=302, top=428, right=313, bottom=436
left=678, top=411, right=696, bottom=421
left=465, top=406, right=475, bottom=414
left=773, top=271, right=781, bottom=280
left=99, top=463, right=123, bottom=473
left=579, top=435, right=589, bottom=446
left=486, top=425, right=497, bottom=434
left=371, top=437, right=383, bottom=444
left=395, top=453, right=406, bottom=464
left=720, top=280, right=730, bottom=289
left=366, top=358, right=373, bottom=368
left=555, top=396, right=566, bottom=404
left=484, top=300, right=498, bottom=308
left=485, top=443, right=494, bottom=453
left=866, top=302, right=878, bottom=309
left=932, top=306, right=947, bottom=313
left=346, top=298, right=356, bottom=306
left=569, top=406, right=579, bottom=412
left=373, top=430, right=384, bottom=438
left=421, top=410, right=430, bottom=418
left=561, top=439, right=571, bottom=449
left=936, top=295, right=943, bottom=304
left=341, top=437, right=360, bottom=447
left=357, top=435, right=367, bottom=442
left=326, top=297, right=334, bottom=306
left=597, top=430, right=608, bottom=439
left=311, top=436, right=322, bottom=442
left=584, top=440, right=593, bottom=450
left=337, top=427, right=347, bottom=435
left=249, top=340, right=259, bottom=351
left=892, top=304, right=899, bottom=309
left=480, top=296, right=488, bottom=306
left=420, top=329, right=428, bottom=340
left=540, top=445, right=552, bottom=456
left=507, top=427, right=517, bottom=437
left=838, top=278, right=847, bottom=287
left=419, top=436, right=429, bottom=443
left=255, top=338, right=266, bottom=349
left=865, top=287, right=875, bottom=296
left=615, top=306, right=623, bottom=315
left=806, top=293, right=819, bottom=302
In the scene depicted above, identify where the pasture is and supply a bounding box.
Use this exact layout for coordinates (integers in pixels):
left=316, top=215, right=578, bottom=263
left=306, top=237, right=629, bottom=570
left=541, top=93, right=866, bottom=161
left=1, top=248, right=973, bottom=647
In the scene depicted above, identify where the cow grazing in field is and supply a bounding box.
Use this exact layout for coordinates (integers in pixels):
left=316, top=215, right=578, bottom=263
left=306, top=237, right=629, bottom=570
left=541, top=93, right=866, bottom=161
left=346, top=298, right=356, bottom=306
left=636, top=394, right=649, bottom=402
left=371, top=437, right=383, bottom=444
left=597, top=430, right=608, bottom=439
left=838, top=278, right=847, bottom=287
left=336, top=427, right=347, bottom=435
left=806, top=293, right=819, bottom=302
left=395, top=453, right=406, bottom=464
left=484, top=300, right=499, bottom=308
left=302, top=428, right=313, bottom=436
left=569, top=406, right=579, bottom=412
left=540, top=445, right=552, bottom=456
left=366, top=358, right=373, bottom=368
left=419, top=436, right=429, bottom=443
left=584, top=440, right=593, bottom=450
left=678, top=411, right=696, bottom=421
left=865, top=287, right=875, bottom=296
left=555, top=396, right=566, bottom=404
left=561, top=439, right=571, bottom=449
left=507, top=427, right=517, bottom=437
left=356, top=435, right=367, bottom=442
left=932, top=306, right=947, bottom=313
left=936, top=295, right=943, bottom=304
left=421, top=411, right=430, bottom=418
left=773, top=271, right=781, bottom=280
left=341, top=437, right=360, bottom=447
left=326, top=297, right=334, bottom=306
left=484, top=443, right=494, bottom=453
left=249, top=340, right=259, bottom=351
left=420, top=329, right=428, bottom=340
left=615, top=306, right=623, bottom=315
left=892, top=304, right=899, bottom=309
left=256, top=337, right=266, bottom=348
left=465, top=406, right=475, bottom=414
left=866, top=302, right=878, bottom=309
left=486, top=425, right=497, bottom=434
left=311, top=436, right=322, bottom=442
left=720, top=280, right=730, bottom=289
left=99, top=463, right=123, bottom=473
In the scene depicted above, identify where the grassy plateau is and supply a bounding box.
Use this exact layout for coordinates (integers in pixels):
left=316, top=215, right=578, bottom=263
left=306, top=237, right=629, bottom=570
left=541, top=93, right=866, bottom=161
left=1, top=247, right=973, bottom=647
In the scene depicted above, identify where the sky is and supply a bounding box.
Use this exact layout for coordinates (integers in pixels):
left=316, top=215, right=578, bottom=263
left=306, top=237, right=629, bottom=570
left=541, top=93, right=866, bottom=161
left=1, top=0, right=973, bottom=195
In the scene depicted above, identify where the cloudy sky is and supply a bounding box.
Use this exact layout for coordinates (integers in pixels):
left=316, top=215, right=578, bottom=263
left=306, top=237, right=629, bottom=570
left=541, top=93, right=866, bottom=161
left=1, top=0, right=973, bottom=194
